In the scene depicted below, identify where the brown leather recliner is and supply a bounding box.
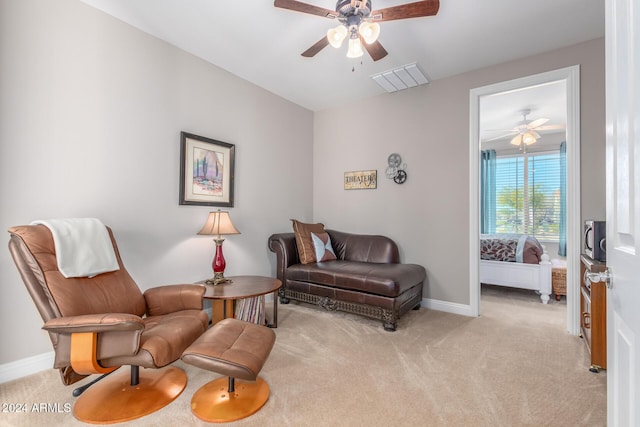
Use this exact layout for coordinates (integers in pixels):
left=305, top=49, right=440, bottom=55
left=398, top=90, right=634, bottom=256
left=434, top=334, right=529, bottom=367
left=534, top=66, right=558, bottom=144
left=8, top=224, right=209, bottom=424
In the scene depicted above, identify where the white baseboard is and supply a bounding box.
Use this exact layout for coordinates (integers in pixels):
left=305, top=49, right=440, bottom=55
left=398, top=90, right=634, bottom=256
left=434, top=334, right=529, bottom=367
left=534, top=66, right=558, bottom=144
left=0, top=351, right=54, bottom=384
left=421, top=297, right=476, bottom=317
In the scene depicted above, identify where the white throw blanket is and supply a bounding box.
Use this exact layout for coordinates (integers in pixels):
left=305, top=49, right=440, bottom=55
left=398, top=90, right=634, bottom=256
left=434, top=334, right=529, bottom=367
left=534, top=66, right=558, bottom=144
left=31, top=218, right=120, bottom=278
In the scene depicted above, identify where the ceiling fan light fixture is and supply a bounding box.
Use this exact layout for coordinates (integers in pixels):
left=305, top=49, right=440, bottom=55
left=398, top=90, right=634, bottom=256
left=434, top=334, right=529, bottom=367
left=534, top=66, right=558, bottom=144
left=358, top=21, right=380, bottom=44
left=522, top=132, right=537, bottom=145
left=327, top=25, right=348, bottom=48
left=346, top=37, right=364, bottom=58
left=510, top=131, right=538, bottom=147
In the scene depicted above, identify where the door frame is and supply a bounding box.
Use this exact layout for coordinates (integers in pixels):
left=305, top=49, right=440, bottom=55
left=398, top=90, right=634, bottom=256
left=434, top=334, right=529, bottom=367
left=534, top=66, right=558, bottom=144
left=468, top=65, right=581, bottom=335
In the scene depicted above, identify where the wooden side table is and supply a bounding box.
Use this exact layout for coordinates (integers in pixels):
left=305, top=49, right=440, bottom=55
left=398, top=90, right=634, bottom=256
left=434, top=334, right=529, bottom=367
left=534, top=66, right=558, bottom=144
left=200, top=275, right=282, bottom=328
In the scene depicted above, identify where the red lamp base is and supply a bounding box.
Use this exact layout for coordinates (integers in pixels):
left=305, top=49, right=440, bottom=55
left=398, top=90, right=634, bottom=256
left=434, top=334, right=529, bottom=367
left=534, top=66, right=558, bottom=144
left=207, top=238, right=231, bottom=285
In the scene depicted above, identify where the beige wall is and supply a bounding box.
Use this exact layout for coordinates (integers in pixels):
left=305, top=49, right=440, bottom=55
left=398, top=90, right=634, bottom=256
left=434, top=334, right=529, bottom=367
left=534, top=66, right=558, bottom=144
left=0, top=0, right=313, bottom=365
left=0, top=0, right=605, bottom=371
left=314, top=38, right=605, bottom=305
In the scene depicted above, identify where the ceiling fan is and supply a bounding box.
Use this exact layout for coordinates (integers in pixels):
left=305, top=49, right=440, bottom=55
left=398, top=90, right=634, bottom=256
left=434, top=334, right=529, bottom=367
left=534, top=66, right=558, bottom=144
left=485, top=108, right=565, bottom=147
left=273, top=0, right=440, bottom=61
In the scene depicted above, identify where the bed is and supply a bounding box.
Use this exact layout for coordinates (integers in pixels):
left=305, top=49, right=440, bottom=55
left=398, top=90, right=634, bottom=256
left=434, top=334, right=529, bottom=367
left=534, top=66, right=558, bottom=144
left=479, top=234, right=552, bottom=303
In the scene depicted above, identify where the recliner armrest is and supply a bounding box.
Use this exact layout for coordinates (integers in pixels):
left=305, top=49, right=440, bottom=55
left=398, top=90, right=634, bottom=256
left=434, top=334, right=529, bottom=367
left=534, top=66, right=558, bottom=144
left=43, top=314, right=145, bottom=373
left=42, top=313, right=145, bottom=334
left=143, top=284, right=205, bottom=316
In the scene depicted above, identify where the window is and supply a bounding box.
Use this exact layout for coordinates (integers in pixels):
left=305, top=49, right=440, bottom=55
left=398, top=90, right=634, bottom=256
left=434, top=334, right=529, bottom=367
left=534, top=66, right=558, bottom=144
left=494, top=151, right=562, bottom=241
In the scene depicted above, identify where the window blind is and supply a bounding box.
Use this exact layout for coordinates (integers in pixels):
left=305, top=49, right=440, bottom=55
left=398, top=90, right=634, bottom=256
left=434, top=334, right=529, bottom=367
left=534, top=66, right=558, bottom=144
left=494, top=151, right=562, bottom=241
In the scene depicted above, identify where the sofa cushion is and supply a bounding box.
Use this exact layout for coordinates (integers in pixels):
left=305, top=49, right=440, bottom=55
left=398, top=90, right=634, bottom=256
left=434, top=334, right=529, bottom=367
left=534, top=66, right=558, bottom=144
left=291, top=219, right=326, bottom=264
left=285, top=260, right=426, bottom=298
left=311, top=232, right=337, bottom=262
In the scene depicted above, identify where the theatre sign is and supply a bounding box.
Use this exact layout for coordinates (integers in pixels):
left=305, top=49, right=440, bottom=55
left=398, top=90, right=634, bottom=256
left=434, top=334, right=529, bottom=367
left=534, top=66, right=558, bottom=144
left=344, top=170, right=377, bottom=190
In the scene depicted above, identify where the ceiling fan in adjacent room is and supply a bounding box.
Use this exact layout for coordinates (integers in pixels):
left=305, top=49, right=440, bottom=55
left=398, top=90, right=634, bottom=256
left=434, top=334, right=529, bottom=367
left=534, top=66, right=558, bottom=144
left=485, top=108, right=565, bottom=149
left=273, top=0, right=440, bottom=61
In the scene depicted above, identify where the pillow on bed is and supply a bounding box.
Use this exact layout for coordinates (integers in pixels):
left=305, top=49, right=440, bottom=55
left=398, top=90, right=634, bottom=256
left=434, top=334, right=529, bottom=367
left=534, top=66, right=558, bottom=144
left=522, top=236, right=544, bottom=264
left=311, top=232, right=337, bottom=262
left=291, top=219, right=326, bottom=264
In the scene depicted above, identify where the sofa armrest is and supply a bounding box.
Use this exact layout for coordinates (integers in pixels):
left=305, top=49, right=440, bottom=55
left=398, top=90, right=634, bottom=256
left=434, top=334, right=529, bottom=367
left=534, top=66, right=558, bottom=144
left=143, top=284, right=205, bottom=316
left=42, top=313, right=145, bottom=334
left=268, top=233, right=299, bottom=281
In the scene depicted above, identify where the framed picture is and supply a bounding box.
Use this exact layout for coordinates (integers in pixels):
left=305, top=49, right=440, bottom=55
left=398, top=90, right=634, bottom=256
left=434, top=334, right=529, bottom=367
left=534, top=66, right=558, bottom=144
left=179, top=131, right=235, bottom=207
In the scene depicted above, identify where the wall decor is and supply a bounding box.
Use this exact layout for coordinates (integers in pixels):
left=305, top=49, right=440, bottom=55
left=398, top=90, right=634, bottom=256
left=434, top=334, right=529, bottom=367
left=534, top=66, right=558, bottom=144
left=179, top=131, right=235, bottom=207
left=385, top=153, right=408, bottom=184
left=344, top=170, right=377, bottom=190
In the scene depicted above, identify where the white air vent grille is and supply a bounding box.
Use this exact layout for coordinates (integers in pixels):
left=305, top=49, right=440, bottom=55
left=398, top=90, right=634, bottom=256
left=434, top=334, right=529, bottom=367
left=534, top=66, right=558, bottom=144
left=371, top=63, right=430, bottom=93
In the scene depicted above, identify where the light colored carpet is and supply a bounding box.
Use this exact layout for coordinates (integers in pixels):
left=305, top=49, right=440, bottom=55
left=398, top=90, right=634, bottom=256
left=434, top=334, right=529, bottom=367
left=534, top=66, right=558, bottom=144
left=0, top=286, right=606, bottom=426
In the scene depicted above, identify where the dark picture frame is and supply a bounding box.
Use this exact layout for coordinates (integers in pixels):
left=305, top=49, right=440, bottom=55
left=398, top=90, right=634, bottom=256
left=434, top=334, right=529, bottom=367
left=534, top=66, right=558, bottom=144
left=179, top=131, right=235, bottom=207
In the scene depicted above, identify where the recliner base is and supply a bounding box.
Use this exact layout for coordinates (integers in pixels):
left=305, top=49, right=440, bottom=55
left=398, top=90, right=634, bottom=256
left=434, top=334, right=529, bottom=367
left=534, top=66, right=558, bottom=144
left=191, top=376, right=270, bottom=423
left=73, top=366, right=186, bottom=424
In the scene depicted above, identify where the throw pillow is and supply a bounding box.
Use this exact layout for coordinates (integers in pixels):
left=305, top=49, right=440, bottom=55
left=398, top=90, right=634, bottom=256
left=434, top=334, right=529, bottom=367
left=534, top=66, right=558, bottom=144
left=311, top=232, right=337, bottom=262
left=291, top=219, right=325, bottom=264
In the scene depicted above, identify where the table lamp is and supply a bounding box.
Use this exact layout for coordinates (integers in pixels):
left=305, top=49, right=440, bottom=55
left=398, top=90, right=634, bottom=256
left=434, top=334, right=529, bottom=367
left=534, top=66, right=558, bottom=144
left=198, top=210, right=240, bottom=285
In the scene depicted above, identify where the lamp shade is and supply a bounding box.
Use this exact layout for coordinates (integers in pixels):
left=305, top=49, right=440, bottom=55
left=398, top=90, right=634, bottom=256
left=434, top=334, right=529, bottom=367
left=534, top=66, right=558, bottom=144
left=197, top=210, right=240, bottom=237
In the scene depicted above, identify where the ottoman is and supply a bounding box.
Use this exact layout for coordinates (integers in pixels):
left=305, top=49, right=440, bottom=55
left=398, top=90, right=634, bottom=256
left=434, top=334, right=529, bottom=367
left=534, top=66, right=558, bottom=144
left=181, top=318, right=276, bottom=423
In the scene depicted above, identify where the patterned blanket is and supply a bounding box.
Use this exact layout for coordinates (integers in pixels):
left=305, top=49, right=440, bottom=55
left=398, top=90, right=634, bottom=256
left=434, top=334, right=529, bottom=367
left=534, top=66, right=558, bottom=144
left=480, top=234, right=543, bottom=264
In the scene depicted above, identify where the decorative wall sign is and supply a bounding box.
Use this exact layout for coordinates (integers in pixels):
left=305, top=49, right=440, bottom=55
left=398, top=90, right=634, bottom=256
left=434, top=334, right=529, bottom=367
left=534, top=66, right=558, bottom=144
left=179, top=131, right=235, bottom=206
left=344, top=170, right=377, bottom=190
left=385, top=153, right=408, bottom=184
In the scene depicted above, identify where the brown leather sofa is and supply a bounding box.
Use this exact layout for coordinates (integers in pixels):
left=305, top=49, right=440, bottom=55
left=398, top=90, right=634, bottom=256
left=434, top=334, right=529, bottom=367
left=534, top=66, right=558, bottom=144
left=268, top=230, right=426, bottom=331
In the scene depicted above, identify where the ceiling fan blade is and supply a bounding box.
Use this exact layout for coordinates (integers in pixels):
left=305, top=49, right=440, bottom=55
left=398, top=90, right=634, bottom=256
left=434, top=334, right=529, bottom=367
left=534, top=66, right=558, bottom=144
left=370, top=0, right=440, bottom=22
left=484, top=132, right=517, bottom=142
left=301, top=36, right=330, bottom=58
left=533, top=124, right=565, bottom=131
left=274, top=0, right=338, bottom=19
left=361, top=38, right=388, bottom=61
left=484, top=128, right=518, bottom=132
left=527, top=117, right=550, bottom=129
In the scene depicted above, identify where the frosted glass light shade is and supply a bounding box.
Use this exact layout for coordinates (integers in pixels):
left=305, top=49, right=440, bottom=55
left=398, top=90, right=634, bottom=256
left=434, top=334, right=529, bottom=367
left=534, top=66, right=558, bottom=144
left=522, top=132, right=537, bottom=145
left=510, top=132, right=538, bottom=146
left=346, top=37, right=364, bottom=58
left=358, top=21, right=380, bottom=44
left=327, top=25, right=348, bottom=48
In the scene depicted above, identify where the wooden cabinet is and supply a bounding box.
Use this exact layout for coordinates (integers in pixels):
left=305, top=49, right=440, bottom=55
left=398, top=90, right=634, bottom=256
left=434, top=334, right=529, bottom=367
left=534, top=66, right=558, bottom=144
left=580, top=254, right=607, bottom=372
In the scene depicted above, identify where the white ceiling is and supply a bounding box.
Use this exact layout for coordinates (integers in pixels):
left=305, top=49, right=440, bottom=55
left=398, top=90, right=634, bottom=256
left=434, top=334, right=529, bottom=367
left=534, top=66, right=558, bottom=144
left=80, top=0, right=604, bottom=115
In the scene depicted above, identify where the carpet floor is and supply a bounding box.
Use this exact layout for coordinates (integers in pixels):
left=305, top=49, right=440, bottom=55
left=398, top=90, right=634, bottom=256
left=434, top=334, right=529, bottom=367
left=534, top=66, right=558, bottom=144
left=0, top=285, right=606, bottom=426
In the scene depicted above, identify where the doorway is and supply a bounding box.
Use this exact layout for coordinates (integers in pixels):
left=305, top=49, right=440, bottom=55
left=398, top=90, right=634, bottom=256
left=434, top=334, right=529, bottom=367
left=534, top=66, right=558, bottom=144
left=469, top=66, right=581, bottom=335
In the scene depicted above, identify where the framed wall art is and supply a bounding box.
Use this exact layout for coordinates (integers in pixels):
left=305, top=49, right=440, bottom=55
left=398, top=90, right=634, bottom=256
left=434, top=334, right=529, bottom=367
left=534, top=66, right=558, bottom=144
left=179, top=131, right=235, bottom=207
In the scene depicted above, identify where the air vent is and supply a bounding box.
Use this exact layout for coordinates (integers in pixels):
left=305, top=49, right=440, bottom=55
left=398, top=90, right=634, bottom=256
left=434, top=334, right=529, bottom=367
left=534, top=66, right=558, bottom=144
left=370, top=63, right=430, bottom=93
